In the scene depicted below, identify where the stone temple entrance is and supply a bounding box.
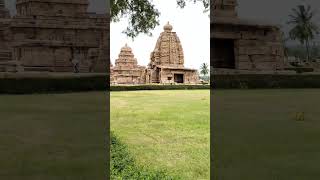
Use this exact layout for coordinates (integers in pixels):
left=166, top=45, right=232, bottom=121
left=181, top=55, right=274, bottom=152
left=174, top=74, right=184, bottom=83
left=212, top=38, right=235, bottom=69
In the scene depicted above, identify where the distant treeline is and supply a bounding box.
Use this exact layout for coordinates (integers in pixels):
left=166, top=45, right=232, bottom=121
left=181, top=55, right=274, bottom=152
left=286, top=44, right=320, bottom=60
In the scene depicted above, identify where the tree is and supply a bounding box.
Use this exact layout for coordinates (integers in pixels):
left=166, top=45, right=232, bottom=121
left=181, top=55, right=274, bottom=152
left=287, top=3, right=319, bottom=62
left=200, top=63, right=209, bottom=79
left=111, top=0, right=210, bottom=38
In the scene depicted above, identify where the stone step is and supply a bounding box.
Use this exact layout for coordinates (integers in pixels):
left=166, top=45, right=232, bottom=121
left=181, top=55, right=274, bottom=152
left=54, top=66, right=73, bottom=72
left=79, top=65, right=89, bottom=73
left=0, top=52, right=12, bottom=62
left=0, top=52, right=12, bottom=57
left=54, top=60, right=72, bottom=67
left=24, top=66, right=52, bottom=72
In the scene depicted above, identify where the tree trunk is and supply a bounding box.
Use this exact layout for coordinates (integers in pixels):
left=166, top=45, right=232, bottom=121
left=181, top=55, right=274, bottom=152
left=306, top=40, right=310, bottom=62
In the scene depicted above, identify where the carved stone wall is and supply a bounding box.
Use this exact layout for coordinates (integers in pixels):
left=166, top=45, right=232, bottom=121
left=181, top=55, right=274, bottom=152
left=0, top=0, right=108, bottom=73
left=158, top=68, right=198, bottom=84
left=16, top=0, right=89, bottom=17
left=211, top=0, right=285, bottom=72
left=212, top=21, right=284, bottom=71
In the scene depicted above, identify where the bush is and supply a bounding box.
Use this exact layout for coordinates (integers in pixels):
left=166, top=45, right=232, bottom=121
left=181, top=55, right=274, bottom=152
left=110, top=132, right=175, bottom=180
left=0, top=74, right=109, bottom=94
left=211, top=74, right=320, bottom=89
left=110, top=84, right=210, bottom=91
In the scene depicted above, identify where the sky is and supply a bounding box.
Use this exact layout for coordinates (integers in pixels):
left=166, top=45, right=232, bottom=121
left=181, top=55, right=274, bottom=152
left=238, top=0, right=320, bottom=26
left=110, top=1, right=210, bottom=69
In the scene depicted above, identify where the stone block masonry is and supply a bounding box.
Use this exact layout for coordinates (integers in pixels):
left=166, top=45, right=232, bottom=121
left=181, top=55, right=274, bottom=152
left=211, top=0, right=285, bottom=72
left=0, top=0, right=108, bottom=73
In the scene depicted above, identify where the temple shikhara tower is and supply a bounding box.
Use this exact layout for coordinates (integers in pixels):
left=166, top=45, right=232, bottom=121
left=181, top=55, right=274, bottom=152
left=212, top=0, right=285, bottom=72
left=146, top=22, right=198, bottom=84
left=111, top=22, right=199, bottom=84
left=0, top=0, right=108, bottom=73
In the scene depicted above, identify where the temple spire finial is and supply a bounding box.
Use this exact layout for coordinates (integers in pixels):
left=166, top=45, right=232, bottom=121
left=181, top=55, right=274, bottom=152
left=164, top=21, right=173, bottom=32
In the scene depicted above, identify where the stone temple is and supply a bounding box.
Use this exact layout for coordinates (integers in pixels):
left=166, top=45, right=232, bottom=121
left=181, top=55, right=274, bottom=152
left=110, top=44, right=146, bottom=84
left=0, top=0, right=108, bottom=73
left=146, top=22, right=198, bottom=84
left=111, top=22, right=199, bottom=84
left=211, top=0, right=285, bottom=73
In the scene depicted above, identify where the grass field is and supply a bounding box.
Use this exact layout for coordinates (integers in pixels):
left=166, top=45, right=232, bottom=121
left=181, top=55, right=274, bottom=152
left=111, top=90, right=210, bottom=179
left=0, top=92, right=107, bottom=180
left=213, top=89, right=320, bottom=180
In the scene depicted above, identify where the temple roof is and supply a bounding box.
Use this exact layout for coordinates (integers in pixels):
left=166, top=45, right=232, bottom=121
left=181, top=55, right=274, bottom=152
left=163, top=21, right=173, bottom=32
left=212, top=17, right=281, bottom=29
left=114, top=43, right=140, bottom=69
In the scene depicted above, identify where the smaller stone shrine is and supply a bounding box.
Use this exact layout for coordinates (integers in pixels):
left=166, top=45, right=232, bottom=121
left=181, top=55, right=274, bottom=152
left=111, top=44, right=146, bottom=84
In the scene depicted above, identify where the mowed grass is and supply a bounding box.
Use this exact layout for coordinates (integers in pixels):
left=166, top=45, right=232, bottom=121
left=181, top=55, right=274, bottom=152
left=0, top=92, right=107, bottom=180
left=111, top=90, right=210, bottom=179
left=213, top=89, right=320, bottom=180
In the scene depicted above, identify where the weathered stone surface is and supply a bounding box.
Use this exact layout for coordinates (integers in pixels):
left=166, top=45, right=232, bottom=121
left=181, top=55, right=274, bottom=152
left=212, top=0, right=238, bottom=19
left=0, top=0, right=9, bottom=18
left=146, top=22, right=198, bottom=84
left=0, top=0, right=108, bottom=73
left=212, top=0, right=285, bottom=72
left=111, top=44, right=146, bottom=84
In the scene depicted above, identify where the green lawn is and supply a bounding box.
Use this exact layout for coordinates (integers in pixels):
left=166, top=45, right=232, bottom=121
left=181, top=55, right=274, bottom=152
left=213, top=89, right=320, bottom=180
left=0, top=92, right=107, bottom=180
left=111, top=90, right=210, bottom=180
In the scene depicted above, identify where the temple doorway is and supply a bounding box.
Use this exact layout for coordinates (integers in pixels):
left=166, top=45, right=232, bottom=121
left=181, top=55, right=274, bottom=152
left=211, top=38, right=235, bottom=69
left=174, top=74, right=184, bottom=83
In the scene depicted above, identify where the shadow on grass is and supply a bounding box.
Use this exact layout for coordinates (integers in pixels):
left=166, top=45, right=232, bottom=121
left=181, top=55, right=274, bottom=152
left=110, top=132, right=177, bottom=180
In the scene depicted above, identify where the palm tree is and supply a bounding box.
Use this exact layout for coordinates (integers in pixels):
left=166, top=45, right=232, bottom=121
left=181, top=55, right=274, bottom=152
left=200, top=63, right=209, bottom=80
left=287, top=4, right=319, bottom=62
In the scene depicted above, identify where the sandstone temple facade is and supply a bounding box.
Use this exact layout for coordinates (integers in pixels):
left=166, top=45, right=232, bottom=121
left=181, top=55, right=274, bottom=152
left=0, top=0, right=108, bottom=73
left=110, top=44, right=146, bottom=84
left=212, top=0, right=285, bottom=72
left=111, top=22, right=199, bottom=85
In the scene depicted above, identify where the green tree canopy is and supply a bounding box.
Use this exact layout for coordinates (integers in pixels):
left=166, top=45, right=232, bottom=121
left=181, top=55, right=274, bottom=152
left=111, top=0, right=210, bottom=38
left=200, top=63, right=209, bottom=76
left=287, top=3, right=319, bottom=61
